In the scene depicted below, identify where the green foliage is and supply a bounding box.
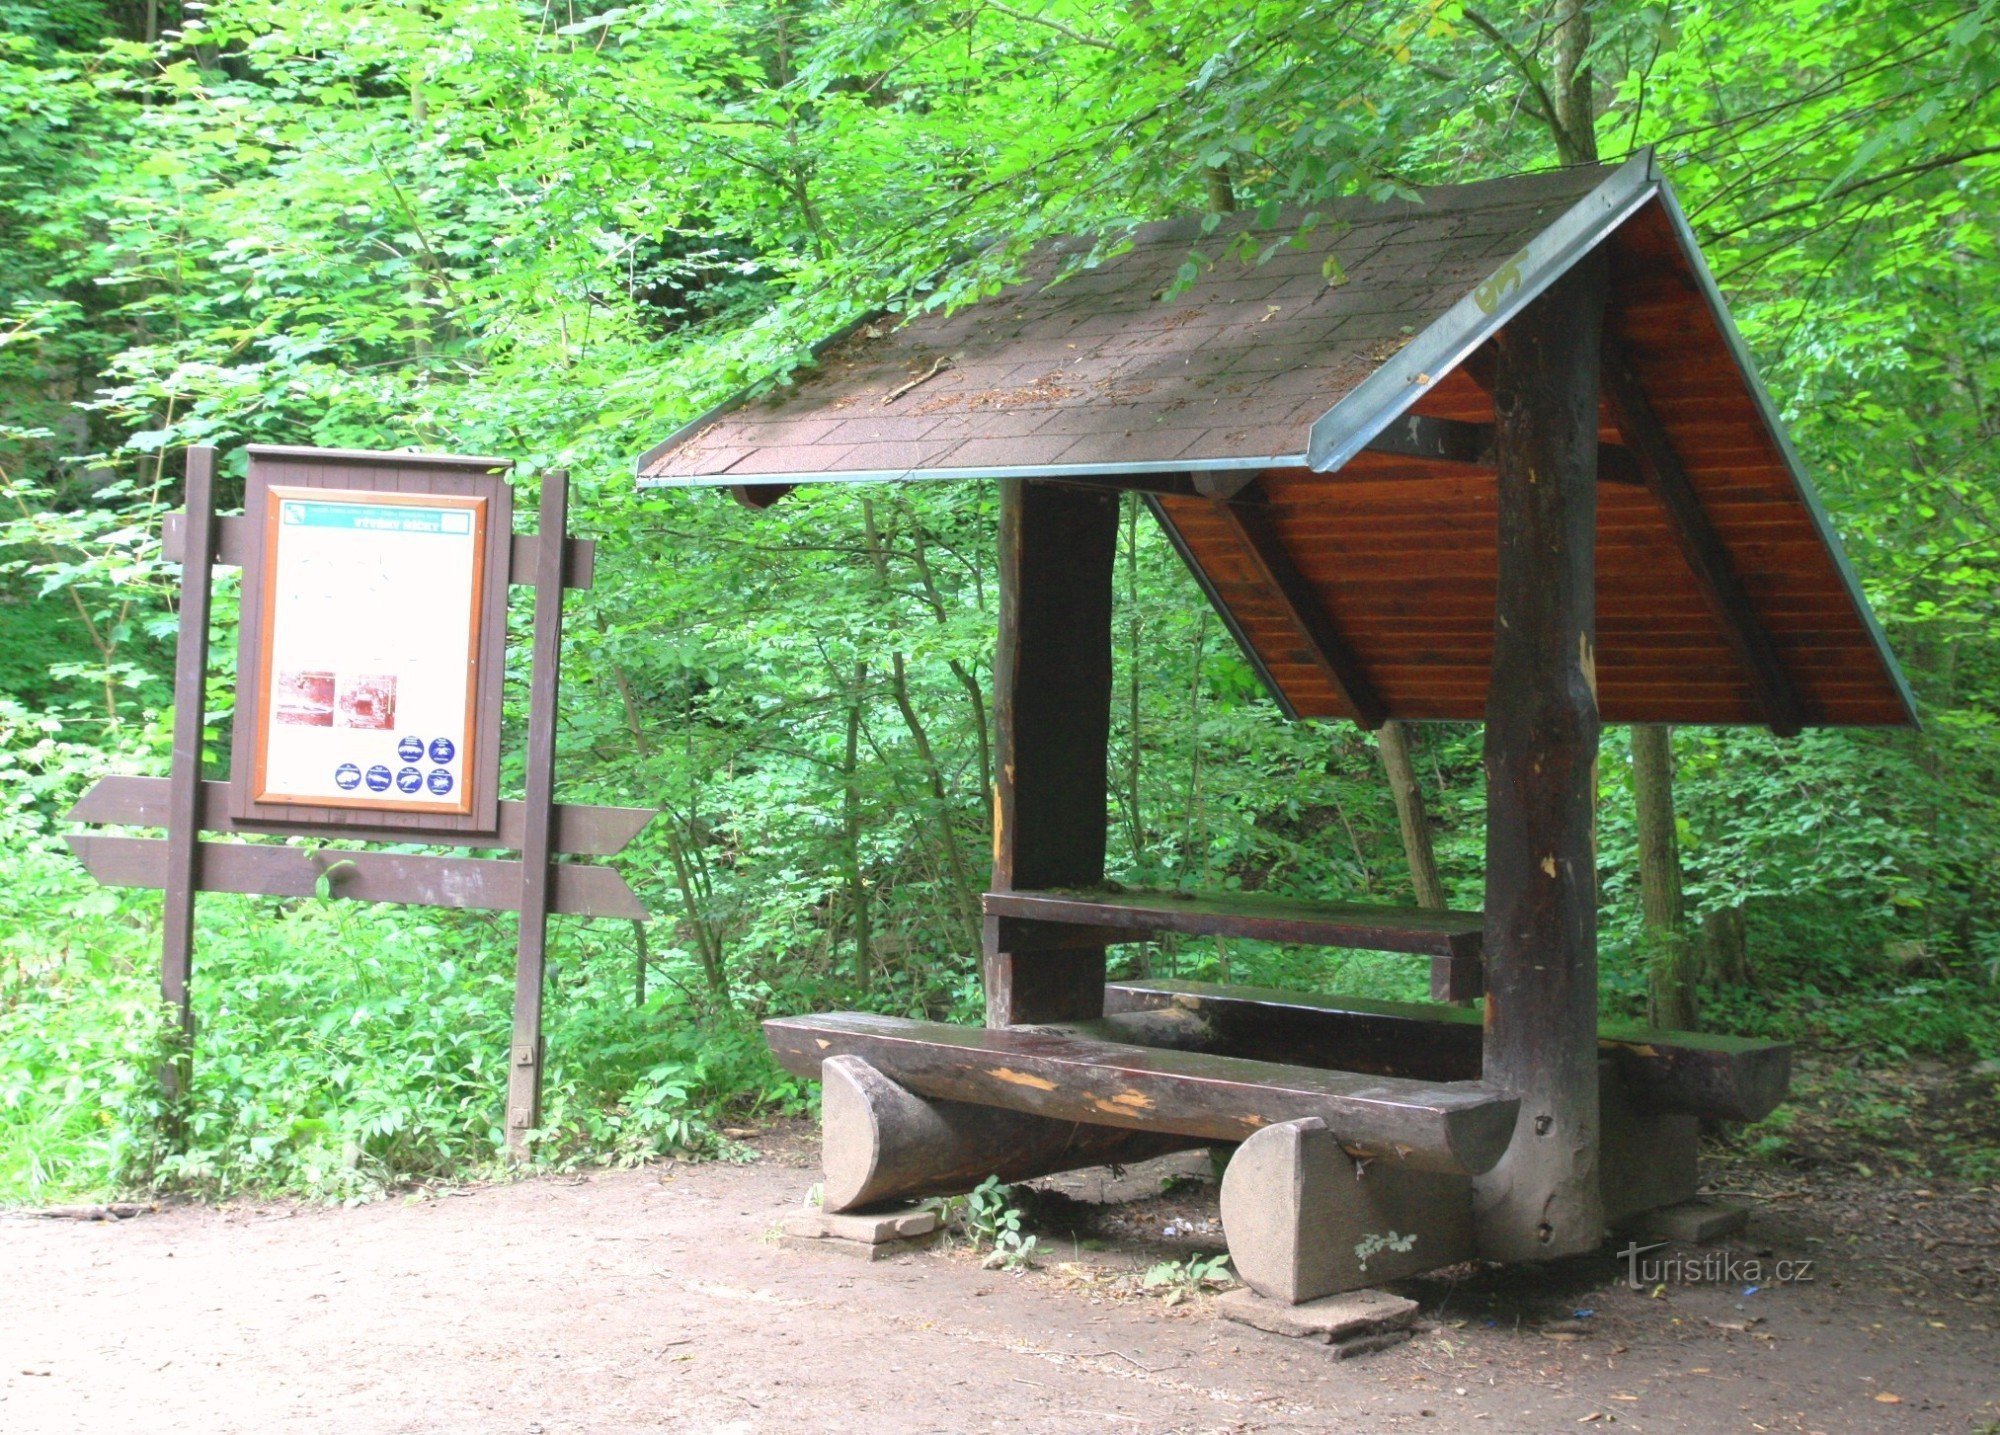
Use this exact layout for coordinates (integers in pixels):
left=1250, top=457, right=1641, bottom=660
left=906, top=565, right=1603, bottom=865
left=963, top=1174, right=1038, bottom=1270
left=1140, top=1251, right=1233, bottom=1301
left=0, top=0, right=1995, bottom=1202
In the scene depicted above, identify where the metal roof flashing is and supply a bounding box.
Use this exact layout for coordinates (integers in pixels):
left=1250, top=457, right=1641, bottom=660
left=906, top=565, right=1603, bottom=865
left=1304, top=152, right=1659, bottom=473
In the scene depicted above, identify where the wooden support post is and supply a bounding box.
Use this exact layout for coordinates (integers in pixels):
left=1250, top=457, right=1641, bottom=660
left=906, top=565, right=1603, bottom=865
left=1476, top=253, right=1608, bottom=1261
left=160, top=446, right=217, bottom=1111
left=985, top=479, right=1120, bottom=1026
left=507, top=472, right=570, bottom=1157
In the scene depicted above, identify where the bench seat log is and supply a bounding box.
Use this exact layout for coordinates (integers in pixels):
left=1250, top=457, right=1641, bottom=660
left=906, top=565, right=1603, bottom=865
left=983, top=887, right=1483, bottom=961
left=817, top=1054, right=1203, bottom=1213
left=1102, top=979, right=1790, bottom=1123
left=764, top=1011, right=1518, bottom=1176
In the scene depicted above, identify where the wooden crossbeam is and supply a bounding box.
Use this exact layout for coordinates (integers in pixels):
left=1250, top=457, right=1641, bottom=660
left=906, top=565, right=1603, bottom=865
left=1211, top=481, right=1388, bottom=729
left=764, top=1010, right=1518, bottom=1175
left=163, top=513, right=595, bottom=590
left=1601, top=339, right=1804, bottom=736
left=731, top=483, right=794, bottom=509
left=66, top=834, right=646, bottom=920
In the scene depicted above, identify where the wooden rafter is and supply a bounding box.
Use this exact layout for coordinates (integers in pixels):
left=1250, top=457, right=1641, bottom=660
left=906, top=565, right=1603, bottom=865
left=1601, top=338, right=1805, bottom=737
left=1211, top=480, right=1387, bottom=729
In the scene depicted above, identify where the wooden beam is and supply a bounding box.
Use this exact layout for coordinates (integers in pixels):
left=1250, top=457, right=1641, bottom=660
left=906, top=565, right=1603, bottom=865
left=164, top=513, right=595, bottom=589
left=65, top=833, right=647, bottom=919
left=67, top=776, right=653, bottom=856
left=1478, top=250, right=1608, bottom=1261
left=984, top=480, right=1121, bottom=1026
left=764, top=1011, right=1519, bottom=1176
left=1602, top=338, right=1804, bottom=736
left=1366, top=413, right=1493, bottom=466
left=730, top=483, right=794, bottom=510
left=983, top=886, right=1482, bottom=961
left=1100, top=979, right=1791, bottom=1123
left=1360, top=412, right=1642, bottom=484
left=507, top=471, right=571, bottom=1156
left=1211, top=481, right=1387, bottom=729
left=161, top=446, right=216, bottom=1106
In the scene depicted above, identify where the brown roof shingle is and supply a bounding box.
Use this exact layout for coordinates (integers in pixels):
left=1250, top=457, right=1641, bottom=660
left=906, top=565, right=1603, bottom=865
left=639, top=166, right=1613, bottom=483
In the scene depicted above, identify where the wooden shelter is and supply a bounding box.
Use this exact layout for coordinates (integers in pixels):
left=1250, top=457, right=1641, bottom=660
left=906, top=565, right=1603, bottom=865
left=636, top=154, right=1913, bottom=1297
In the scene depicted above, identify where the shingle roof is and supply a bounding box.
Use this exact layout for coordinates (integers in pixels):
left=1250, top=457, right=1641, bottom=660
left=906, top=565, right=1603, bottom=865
left=636, top=155, right=1916, bottom=730
left=639, top=167, right=1615, bottom=483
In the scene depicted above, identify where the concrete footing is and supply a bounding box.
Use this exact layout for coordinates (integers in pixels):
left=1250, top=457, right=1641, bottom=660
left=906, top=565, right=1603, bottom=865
left=779, top=1204, right=940, bottom=1261
left=1216, top=1287, right=1419, bottom=1357
left=1220, top=1117, right=1474, bottom=1303
left=1621, top=1196, right=1750, bottom=1245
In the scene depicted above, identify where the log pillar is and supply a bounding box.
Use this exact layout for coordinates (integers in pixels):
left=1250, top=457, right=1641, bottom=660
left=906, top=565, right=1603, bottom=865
left=1475, top=252, right=1609, bottom=1261
left=984, top=479, right=1121, bottom=1026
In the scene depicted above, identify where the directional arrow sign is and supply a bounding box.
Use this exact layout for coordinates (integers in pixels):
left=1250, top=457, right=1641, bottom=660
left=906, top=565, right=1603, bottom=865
left=68, top=776, right=653, bottom=857
left=67, top=833, right=647, bottom=921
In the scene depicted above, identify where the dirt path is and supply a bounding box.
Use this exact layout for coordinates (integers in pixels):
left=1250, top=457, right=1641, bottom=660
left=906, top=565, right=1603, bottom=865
left=2, top=1126, right=1995, bottom=1434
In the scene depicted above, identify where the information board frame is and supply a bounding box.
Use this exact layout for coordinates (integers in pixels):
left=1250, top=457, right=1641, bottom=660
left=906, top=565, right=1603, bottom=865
left=228, top=448, right=513, bottom=837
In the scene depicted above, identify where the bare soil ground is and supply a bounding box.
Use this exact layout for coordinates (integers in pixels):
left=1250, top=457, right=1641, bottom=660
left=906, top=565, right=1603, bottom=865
left=3, top=1124, right=1996, bottom=1435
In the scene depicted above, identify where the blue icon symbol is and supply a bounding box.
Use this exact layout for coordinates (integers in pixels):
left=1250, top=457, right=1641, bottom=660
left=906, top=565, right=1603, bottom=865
left=364, top=765, right=392, bottom=793
left=397, top=736, right=425, bottom=763
left=426, top=768, right=454, bottom=796
left=428, top=737, right=455, bottom=764
left=396, top=767, right=423, bottom=794
left=333, top=763, right=362, bottom=790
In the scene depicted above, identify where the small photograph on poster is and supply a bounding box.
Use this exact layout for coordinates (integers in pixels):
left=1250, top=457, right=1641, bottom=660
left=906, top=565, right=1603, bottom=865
left=274, top=670, right=336, bottom=726
left=336, top=674, right=398, bottom=730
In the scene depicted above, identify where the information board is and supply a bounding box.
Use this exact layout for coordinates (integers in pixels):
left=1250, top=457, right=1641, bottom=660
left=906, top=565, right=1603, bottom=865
left=249, top=487, right=488, bottom=814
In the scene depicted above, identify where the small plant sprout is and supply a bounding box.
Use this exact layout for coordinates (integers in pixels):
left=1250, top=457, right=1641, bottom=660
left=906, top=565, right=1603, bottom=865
left=963, top=1175, right=1038, bottom=1271
left=1140, top=1252, right=1233, bottom=1304
left=1354, top=1230, right=1418, bottom=1273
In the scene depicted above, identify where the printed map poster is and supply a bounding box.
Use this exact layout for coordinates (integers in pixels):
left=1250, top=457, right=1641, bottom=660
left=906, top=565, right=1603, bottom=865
left=250, top=487, right=488, bottom=814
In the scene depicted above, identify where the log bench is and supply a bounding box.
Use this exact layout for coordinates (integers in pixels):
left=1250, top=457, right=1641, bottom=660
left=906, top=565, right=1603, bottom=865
left=764, top=1011, right=1519, bottom=1177
left=762, top=979, right=1786, bottom=1294
left=983, top=887, right=1486, bottom=1000
left=1100, top=978, right=1791, bottom=1122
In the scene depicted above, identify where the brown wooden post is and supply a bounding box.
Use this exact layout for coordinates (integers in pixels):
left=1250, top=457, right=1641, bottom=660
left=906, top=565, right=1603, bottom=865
left=507, top=472, right=570, bottom=1156
left=1475, top=254, right=1609, bottom=1261
left=984, top=479, right=1120, bottom=1026
left=161, top=445, right=217, bottom=1109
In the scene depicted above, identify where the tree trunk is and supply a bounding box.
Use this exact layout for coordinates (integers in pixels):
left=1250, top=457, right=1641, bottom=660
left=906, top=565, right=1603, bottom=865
left=1550, top=0, right=1597, bottom=164
left=887, top=651, right=981, bottom=950
left=1380, top=719, right=1467, bottom=1002
left=842, top=661, right=872, bottom=988
left=1633, top=723, right=1698, bottom=1029
left=1700, top=906, right=1750, bottom=988
left=1377, top=720, right=1445, bottom=910
left=662, top=811, right=728, bottom=1001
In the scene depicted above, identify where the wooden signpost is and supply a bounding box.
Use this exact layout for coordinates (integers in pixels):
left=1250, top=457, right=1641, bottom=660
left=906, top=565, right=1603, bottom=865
left=67, top=445, right=654, bottom=1156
